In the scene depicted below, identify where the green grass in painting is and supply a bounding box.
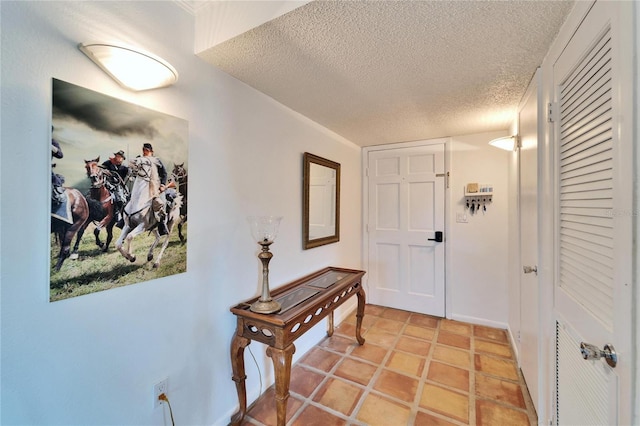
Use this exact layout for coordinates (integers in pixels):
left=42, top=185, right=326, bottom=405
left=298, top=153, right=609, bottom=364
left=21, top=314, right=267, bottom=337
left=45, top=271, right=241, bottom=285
left=50, top=222, right=187, bottom=302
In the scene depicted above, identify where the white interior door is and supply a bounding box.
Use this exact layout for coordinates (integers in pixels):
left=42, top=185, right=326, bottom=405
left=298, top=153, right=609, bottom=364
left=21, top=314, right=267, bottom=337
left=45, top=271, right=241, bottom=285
left=553, top=2, right=633, bottom=424
left=518, top=69, right=540, bottom=414
left=366, top=143, right=445, bottom=316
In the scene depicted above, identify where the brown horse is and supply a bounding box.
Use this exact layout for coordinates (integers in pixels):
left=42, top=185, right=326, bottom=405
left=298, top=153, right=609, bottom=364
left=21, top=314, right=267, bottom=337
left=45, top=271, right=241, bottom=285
left=51, top=188, right=90, bottom=271
left=73, top=157, right=120, bottom=255
left=171, top=163, right=187, bottom=244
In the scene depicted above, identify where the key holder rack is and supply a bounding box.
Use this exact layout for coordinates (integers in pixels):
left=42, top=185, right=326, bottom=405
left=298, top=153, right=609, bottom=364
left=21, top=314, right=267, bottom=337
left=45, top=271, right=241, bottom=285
left=464, top=183, right=493, bottom=215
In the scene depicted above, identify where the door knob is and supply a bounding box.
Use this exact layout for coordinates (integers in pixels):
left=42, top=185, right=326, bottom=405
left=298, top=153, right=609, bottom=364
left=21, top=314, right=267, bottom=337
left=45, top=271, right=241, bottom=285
left=580, top=342, right=617, bottom=368
left=428, top=231, right=443, bottom=242
left=523, top=265, right=538, bottom=275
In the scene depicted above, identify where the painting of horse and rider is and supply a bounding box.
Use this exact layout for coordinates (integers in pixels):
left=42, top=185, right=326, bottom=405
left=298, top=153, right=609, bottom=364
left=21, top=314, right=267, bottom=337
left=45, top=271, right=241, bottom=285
left=50, top=78, right=188, bottom=302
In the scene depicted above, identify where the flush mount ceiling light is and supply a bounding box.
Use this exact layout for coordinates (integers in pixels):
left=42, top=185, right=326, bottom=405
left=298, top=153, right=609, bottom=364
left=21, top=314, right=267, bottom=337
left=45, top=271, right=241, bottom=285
left=488, top=135, right=519, bottom=151
left=78, top=42, right=178, bottom=91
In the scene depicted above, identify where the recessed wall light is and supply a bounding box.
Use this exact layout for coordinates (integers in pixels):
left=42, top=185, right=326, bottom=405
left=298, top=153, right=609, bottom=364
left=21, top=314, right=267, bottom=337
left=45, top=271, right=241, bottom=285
left=488, top=135, right=519, bottom=151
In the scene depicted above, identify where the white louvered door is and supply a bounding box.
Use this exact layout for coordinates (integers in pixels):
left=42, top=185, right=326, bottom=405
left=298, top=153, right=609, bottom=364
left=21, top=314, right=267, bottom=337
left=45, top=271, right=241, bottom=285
left=553, top=2, right=633, bottom=424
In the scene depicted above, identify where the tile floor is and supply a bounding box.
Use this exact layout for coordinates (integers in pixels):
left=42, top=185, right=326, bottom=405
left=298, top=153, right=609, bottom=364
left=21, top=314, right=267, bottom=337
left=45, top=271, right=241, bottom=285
left=241, top=305, right=537, bottom=425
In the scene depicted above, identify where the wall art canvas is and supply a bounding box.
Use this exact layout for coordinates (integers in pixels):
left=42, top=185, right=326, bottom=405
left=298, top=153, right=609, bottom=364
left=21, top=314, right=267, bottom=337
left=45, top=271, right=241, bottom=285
left=50, top=78, right=188, bottom=301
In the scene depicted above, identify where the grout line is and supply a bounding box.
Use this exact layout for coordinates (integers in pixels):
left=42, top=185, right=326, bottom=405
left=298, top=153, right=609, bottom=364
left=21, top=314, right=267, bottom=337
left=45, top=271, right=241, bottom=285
left=469, top=324, right=478, bottom=425
left=407, top=313, right=436, bottom=424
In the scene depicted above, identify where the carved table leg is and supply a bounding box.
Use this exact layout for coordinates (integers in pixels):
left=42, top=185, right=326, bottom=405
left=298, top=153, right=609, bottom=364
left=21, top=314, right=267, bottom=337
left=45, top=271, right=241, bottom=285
left=326, top=310, right=334, bottom=337
left=230, top=334, right=251, bottom=425
left=266, top=344, right=296, bottom=426
left=355, top=287, right=366, bottom=345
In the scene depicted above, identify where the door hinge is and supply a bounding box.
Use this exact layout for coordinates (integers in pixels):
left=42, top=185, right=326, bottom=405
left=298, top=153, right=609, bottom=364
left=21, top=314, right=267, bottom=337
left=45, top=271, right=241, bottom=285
left=548, top=102, right=558, bottom=123
left=517, top=330, right=521, bottom=343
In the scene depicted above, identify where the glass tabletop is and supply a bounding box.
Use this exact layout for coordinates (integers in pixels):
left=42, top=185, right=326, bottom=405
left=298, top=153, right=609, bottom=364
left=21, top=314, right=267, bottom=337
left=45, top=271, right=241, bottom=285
left=306, top=270, right=348, bottom=289
left=275, top=287, right=320, bottom=313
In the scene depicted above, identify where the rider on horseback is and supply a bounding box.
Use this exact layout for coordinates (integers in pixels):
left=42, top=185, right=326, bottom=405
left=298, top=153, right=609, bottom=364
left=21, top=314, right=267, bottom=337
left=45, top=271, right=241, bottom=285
left=142, top=143, right=176, bottom=235
left=101, top=150, right=129, bottom=225
left=51, top=127, right=66, bottom=205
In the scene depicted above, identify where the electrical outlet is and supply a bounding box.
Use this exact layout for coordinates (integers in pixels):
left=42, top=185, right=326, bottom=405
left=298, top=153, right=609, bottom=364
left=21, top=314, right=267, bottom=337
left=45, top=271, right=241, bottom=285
left=153, top=378, right=168, bottom=408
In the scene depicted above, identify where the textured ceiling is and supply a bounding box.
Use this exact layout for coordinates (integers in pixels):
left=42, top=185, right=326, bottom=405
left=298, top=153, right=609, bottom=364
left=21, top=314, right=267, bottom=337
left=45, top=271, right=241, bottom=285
left=197, top=1, right=574, bottom=147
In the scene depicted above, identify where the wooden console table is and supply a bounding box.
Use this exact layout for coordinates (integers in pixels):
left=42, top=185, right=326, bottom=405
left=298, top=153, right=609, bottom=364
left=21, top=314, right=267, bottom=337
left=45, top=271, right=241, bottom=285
left=229, top=266, right=366, bottom=426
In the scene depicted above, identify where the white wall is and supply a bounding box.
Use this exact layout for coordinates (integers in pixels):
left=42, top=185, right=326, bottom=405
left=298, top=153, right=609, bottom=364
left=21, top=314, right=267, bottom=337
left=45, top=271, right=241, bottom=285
left=0, top=2, right=361, bottom=425
left=447, top=131, right=511, bottom=327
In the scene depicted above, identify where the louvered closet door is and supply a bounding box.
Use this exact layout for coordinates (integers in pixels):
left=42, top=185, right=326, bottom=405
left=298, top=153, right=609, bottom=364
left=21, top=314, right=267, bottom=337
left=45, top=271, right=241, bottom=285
left=553, top=2, right=633, bottom=424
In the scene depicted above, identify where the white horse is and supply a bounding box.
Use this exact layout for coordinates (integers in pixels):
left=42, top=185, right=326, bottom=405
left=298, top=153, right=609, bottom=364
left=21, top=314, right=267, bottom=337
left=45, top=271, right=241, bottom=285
left=115, top=156, right=183, bottom=268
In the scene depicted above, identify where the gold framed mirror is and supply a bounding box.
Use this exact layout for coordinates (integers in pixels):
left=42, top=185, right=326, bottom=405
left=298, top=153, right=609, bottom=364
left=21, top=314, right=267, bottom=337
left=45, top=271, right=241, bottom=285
left=303, top=152, right=340, bottom=249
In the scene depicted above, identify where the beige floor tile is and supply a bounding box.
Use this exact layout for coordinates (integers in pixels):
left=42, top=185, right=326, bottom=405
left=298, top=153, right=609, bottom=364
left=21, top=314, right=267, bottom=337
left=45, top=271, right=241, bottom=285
left=334, top=357, right=378, bottom=386
left=374, top=369, right=420, bottom=402
left=365, top=304, right=386, bottom=316
left=356, top=393, right=411, bottom=425
left=349, top=342, right=388, bottom=364
left=408, top=313, right=440, bottom=329
left=427, top=361, right=470, bottom=392
left=474, top=325, right=509, bottom=343
left=475, top=339, right=513, bottom=359
left=290, top=365, right=325, bottom=398
left=395, top=335, right=432, bottom=357
left=403, top=324, right=436, bottom=341
left=440, top=319, right=472, bottom=336
left=432, top=344, right=471, bottom=369
left=476, top=399, right=530, bottom=426
left=312, top=377, right=363, bottom=416
left=414, top=411, right=459, bottom=426
left=292, top=404, right=348, bottom=426
left=364, top=327, right=398, bottom=347
left=475, top=374, right=526, bottom=409
left=437, top=330, right=471, bottom=350
left=386, top=350, right=426, bottom=377
left=343, top=313, right=376, bottom=331
left=419, top=383, right=469, bottom=423
left=318, top=334, right=356, bottom=354
left=474, top=354, right=519, bottom=381
left=380, top=308, right=412, bottom=322
left=372, top=317, right=405, bottom=334
left=334, top=321, right=356, bottom=338
left=299, top=347, right=341, bottom=372
left=360, top=315, right=379, bottom=330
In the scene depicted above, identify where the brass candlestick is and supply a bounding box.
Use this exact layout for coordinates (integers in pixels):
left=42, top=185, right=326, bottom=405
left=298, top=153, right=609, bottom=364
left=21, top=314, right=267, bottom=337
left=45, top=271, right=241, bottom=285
left=248, top=216, right=282, bottom=314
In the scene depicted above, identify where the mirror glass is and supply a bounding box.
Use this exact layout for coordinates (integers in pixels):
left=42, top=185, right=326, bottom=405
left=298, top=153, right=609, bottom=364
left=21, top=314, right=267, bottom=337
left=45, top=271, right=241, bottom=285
left=303, top=153, right=340, bottom=249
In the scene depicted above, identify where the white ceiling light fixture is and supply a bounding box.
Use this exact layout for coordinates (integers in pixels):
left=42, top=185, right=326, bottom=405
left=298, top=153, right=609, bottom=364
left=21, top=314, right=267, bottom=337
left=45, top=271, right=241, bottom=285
left=78, top=42, right=178, bottom=91
left=488, top=135, right=519, bottom=151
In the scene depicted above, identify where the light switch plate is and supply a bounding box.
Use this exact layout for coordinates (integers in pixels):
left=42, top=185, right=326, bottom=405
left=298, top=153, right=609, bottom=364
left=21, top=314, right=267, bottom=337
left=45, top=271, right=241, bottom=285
left=456, top=212, right=468, bottom=223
